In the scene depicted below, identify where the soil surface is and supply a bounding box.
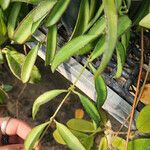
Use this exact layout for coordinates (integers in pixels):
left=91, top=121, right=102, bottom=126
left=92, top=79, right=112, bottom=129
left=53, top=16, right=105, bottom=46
left=0, top=57, right=123, bottom=150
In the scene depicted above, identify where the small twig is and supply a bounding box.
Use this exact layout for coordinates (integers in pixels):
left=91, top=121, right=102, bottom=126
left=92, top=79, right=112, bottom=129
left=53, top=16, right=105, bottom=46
left=136, top=61, right=150, bottom=105
left=125, top=28, right=144, bottom=150
left=23, top=45, right=27, bottom=55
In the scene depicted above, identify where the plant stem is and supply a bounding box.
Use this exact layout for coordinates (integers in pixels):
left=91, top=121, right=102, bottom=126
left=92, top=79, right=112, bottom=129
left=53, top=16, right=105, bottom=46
left=125, top=28, right=144, bottom=150
left=37, top=57, right=91, bottom=145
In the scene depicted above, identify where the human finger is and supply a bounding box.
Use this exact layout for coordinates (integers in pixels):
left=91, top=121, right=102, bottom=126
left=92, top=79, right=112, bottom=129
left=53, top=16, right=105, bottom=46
left=0, top=118, right=31, bottom=140
left=0, top=144, right=24, bottom=150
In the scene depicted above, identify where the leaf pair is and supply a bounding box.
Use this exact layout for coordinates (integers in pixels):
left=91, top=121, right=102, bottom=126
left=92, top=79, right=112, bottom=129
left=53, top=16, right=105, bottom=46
left=45, top=0, right=70, bottom=65
left=4, top=44, right=40, bottom=83
left=12, top=0, right=57, bottom=44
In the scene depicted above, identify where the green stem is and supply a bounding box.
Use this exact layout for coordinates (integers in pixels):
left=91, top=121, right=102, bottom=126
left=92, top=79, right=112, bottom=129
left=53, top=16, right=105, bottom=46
left=36, top=56, right=91, bottom=146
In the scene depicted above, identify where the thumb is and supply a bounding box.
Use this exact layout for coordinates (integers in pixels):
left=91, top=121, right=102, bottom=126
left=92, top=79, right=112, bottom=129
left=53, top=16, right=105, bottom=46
left=0, top=144, right=24, bottom=150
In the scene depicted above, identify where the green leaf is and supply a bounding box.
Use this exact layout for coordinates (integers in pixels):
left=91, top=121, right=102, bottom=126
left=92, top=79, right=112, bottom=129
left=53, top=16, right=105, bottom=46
left=53, top=129, right=66, bottom=145
left=7, top=2, right=22, bottom=39
left=75, top=92, right=101, bottom=127
left=70, top=0, right=90, bottom=39
left=114, top=42, right=126, bottom=79
left=5, top=51, right=21, bottom=80
left=128, top=138, right=150, bottom=150
left=82, top=136, right=94, bottom=150
left=67, top=119, right=95, bottom=133
left=87, top=16, right=106, bottom=35
left=6, top=47, right=41, bottom=83
left=0, top=0, right=10, bottom=10
left=121, top=30, right=130, bottom=50
left=0, top=8, right=7, bottom=36
left=132, top=0, right=149, bottom=26
left=89, top=0, right=97, bottom=20
left=11, top=0, right=41, bottom=4
left=0, top=88, right=8, bottom=104
left=70, top=130, right=88, bottom=140
left=24, top=122, right=49, bottom=150
left=89, top=63, right=107, bottom=108
left=98, top=136, right=108, bottom=150
left=112, top=136, right=125, bottom=150
left=45, top=0, right=70, bottom=27
left=56, top=122, right=86, bottom=150
left=51, top=35, right=97, bottom=72
left=95, top=0, right=118, bottom=78
left=32, top=89, right=67, bottom=119
left=90, top=36, right=105, bottom=61
left=85, top=4, right=104, bottom=33
left=21, top=44, right=39, bottom=83
left=2, top=84, right=13, bottom=92
left=117, top=15, right=132, bottom=37
left=45, top=25, right=57, bottom=66
left=139, top=13, right=150, bottom=29
left=0, top=50, right=4, bottom=64
left=13, top=0, right=57, bottom=44
left=136, top=105, right=150, bottom=133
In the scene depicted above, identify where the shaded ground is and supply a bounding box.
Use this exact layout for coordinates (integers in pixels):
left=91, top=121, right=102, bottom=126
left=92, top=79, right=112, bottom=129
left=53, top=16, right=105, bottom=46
left=0, top=57, right=123, bottom=150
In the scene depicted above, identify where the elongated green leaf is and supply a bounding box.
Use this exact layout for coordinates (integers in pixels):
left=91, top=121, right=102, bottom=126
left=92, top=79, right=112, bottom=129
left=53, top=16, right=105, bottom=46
left=32, top=89, right=67, bottom=119
left=70, top=0, right=90, bottom=39
left=136, top=105, right=150, bottom=133
left=132, top=0, right=149, bottom=26
left=53, top=129, right=66, bottom=145
left=25, top=122, right=49, bottom=150
left=89, top=63, right=107, bottom=108
left=0, top=8, right=7, bottom=36
left=56, top=122, right=86, bottom=150
left=46, top=0, right=70, bottom=27
left=33, top=0, right=57, bottom=22
left=85, top=4, right=104, bottom=33
left=6, top=47, right=41, bottom=83
left=5, top=51, right=21, bottom=80
left=51, top=35, right=97, bottom=72
left=90, top=36, right=105, bottom=61
left=139, top=13, right=150, bottom=29
left=76, top=41, right=96, bottom=56
left=89, top=0, right=97, bottom=20
left=0, top=50, right=4, bottom=64
left=67, top=119, right=95, bottom=133
left=0, top=0, right=10, bottom=10
left=121, top=30, right=130, bottom=50
left=114, top=42, right=126, bottom=79
left=7, top=2, right=21, bottom=39
left=88, top=16, right=106, bottom=35
left=95, top=0, right=118, bottom=78
left=13, top=0, right=57, bottom=44
left=45, top=25, right=57, bottom=66
left=128, top=139, right=150, bottom=150
left=21, top=44, right=39, bottom=83
left=112, top=136, right=125, bottom=150
left=76, top=16, right=106, bottom=56
left=0, top=88, right=8, bottom=104
left=11, top=0, right=41, bottom=4
left=82, top=136, right=94, bottom=150
left=99, top=136, right=108, bottom=150
left=75, top=92, right=101, bottom=127
left=117, top=15, right=132, bottom=37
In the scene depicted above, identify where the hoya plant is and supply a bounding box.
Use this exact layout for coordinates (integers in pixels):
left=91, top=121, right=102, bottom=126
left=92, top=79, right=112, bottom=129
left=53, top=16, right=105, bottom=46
left=0, top=0, right=150, bottom=150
